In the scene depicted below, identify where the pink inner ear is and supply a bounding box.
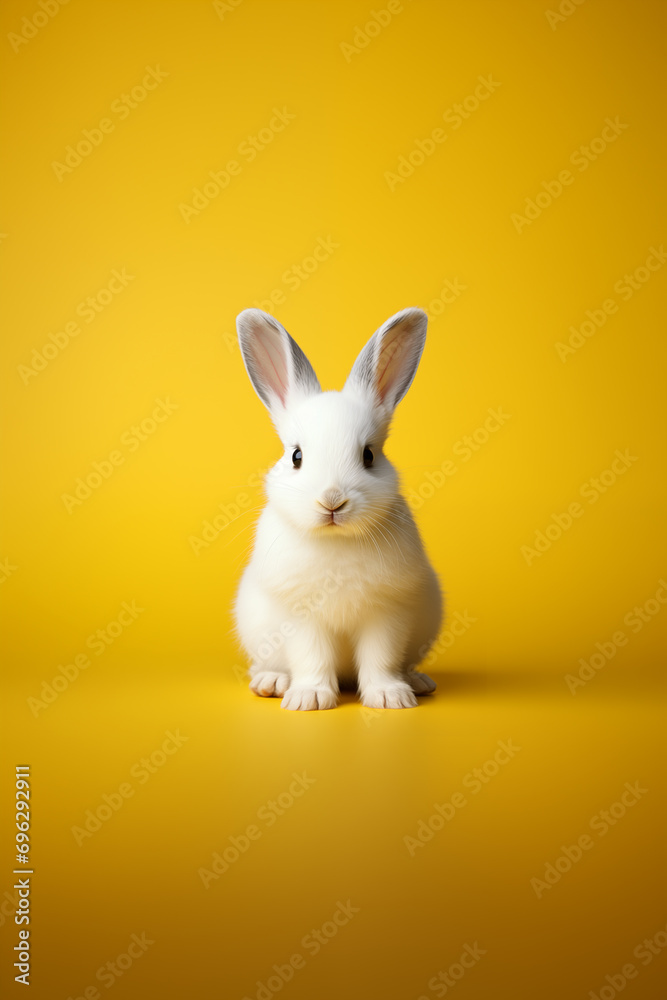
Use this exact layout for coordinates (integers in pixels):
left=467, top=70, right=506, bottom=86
left=376, top=326, right=409, bottom=403
left=253, top=327, right=290, bottom=406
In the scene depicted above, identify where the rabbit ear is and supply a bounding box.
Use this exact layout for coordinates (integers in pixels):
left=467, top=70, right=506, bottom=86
left=236, top=309, right=321, bottom=414
left=344, top=307, right=428, bottom=410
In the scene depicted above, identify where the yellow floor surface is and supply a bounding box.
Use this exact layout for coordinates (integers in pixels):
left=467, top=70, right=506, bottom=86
left=2, top=661, right=666, bottom=999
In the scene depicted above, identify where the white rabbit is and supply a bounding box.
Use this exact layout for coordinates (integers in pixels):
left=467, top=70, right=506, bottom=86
left=233, top=307, right=443, bottom=710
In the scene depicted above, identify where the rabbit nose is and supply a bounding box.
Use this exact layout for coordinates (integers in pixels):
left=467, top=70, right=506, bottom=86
left=319, top=489, right=348, bottom=512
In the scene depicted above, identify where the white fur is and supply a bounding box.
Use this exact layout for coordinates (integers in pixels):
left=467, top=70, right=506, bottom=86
left=233, top=307, right=443, bottom=710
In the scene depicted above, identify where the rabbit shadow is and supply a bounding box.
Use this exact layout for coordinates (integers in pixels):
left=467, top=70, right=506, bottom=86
left=335, top=668, right=559, bottom=707
left=424, top=668, right=557, bottom=698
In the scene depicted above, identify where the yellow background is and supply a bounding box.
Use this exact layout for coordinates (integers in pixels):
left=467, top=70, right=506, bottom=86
left=1, top=0, right=665, bottom=997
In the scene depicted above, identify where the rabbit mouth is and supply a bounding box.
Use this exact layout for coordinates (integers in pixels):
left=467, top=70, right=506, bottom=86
left=316, top=508, right=352, bottom=531
left=316, top=497, right=349, bottom=528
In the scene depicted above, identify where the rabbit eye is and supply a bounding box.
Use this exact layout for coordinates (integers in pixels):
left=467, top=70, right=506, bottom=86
left=363, top=446, right=374, bottom=468
left=292, top=448, right=302, bottom=469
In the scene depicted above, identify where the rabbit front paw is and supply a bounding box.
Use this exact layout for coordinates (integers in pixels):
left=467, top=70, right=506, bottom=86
left=361, top=682, right=418, bottom=709
left=407, top=671, right=436, bottom=695
left=281, top=686, right=338, bottom=711
left=250, top=671, right=290, bottom=697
